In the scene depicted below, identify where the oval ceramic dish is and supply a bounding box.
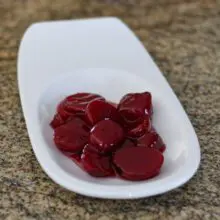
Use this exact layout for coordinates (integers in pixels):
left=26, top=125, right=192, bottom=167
left=18, top=17, right=200, bottom=199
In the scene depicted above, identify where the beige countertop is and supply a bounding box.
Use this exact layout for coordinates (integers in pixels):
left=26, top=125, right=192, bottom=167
left=0, top=0, right=220, bottom=219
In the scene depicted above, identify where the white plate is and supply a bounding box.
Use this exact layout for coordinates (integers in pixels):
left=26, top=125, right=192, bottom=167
left=18, top=17, right=200, bottom=199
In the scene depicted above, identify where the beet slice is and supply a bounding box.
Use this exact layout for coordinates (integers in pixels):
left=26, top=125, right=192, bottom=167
left=112, top=139, right=136, bottom=177
left=81, top=144, right=115, bottom=177
left=109, top=101, right=117, bottom=108
left=64, top=93, right=104, bottom=114
left=69, top=153, right=82, bottom=167
left=58, top=93, right=104, bottom=119
left=62, top=102, right=88, bottom=115
left=50, top=100, right=83, bottom=129
left=121, top=139, right=136, bottom=149
left=126, top=115, right=151, bottom=138
left=118, top=92, right=153, bottom=128
left=90, top=119, right=125, bottom=154
left=86, top=99, right=121, bottom=125
left=56, top=100, right=74, bottom=120
left=66, top=93, right=103, bottom=102
left=50, top=113, right=66, bottom=129
left=54, top=117, right=90, bottom=153
left=137, top=130, right=166, bottom=153
left=51, top=93, right=104, bottom=128
left=113, top=146, right=164, bottom=181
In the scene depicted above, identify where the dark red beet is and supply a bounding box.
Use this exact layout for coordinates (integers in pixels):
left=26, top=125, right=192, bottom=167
left=58, top=93, right=104, bottom=118
left=50, top=113, right=65, bottom=129
left=90, top=119, right=124, bottom=154
left=127, top=115, right=151, bottom=138
left=57, top=100, right=74, bottom=120
left=66, top=93, right=103, bottom=102
left=86, top=99, right=121, bottom=125
left=118, top=92, right=152, bottom=128
left=113, top=147, right=164, bottom=181
left=69, top=153, right=82, bottom=167
left=111, top=139, right=136, bottom=178
left=51, top=93, right=104, bottom=128
left=63, top=102, right=88, bottom=115
left=120, top=139, right=136, bottom=149
left=52, top=101, right=83, bottom=129
left=108, top=101, right=117, bottom=108
left=54, top=117, right=90, bottom=153
left=137, top=130, right=166, bottom=153
left=81, top=144, right=115, bottom=177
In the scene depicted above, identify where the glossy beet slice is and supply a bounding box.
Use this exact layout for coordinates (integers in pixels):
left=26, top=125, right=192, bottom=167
left=66, top=93, right=91, bottom=101
left=113, top=147, right=164, bottom=181
left=66, top=93, right=103, bottom=102
left=81, top=144, right=115, bottom=177
left=121, top=139, right=136, bottom=149
left=127, top=115, right=151, bottom=138
left=53, top=101, right=85, bottom=128
left=54, top=117, right=90, bottom=153
left=118, top=92, right=152, bottom=127
left=90, top=119, right=124, bottom=154
left=63, top=102, right=88, bottom=115
left=50, top=113, right=66, bottom=129
left=86, top=99, right=121, bottom=125
left=109, top=101, right=117, bottom=108
left=69, top=153, right=82, bottom=167
left=137, top=130, right=166, bottom=153
left=55, top=100, right=73, bottom=121
left=64, top=93, right=104, bottom=113
left=59, top=93, right=104, bottom=117
left=51, top=93, right=104, bottom=128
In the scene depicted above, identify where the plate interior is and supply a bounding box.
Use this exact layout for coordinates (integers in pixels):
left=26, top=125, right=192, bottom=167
left=39, top=68, right=190, bottom=186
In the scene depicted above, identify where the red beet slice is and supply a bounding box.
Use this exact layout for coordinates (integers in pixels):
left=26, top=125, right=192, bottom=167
left=50, top=113, right=66, bottom=129
left=86, top=99, right=121, bottom=125
left=69, top=153, right=82, bottom=167
left=113, top=147, right=164, bottom=181
left=54, top=117, right=90, bottom=153
left=127, top=115, right=151, bottom=138
left=58, top=93, right=104, bottom=118
left=112, top=139, right=136, bottom=177
left=108, top=101, right=117, bottom=108
left=90, top=119, right=124, bottom=153
left=64, top=93, right=104, bottom=113
left=137, top=130, right=166, bottom=153
left=121, top=139, right=136, bottom=149
left=81, top=144, right=115, bottom=177
left=118, top=92, right=153, bottom=128
left=63, top=102, right=88, bottom=115
left=57, top=100, right=74, bottom=120
left=51, top=93, right=104, bottom=128
left=66, top=93, right=103, bottom=102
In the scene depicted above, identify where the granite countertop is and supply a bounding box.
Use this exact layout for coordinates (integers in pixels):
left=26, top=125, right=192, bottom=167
left=0, top=0, right=220, bottom=219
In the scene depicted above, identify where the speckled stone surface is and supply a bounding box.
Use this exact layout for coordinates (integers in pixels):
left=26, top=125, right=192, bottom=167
left=0, top=0, right=220, bottom=219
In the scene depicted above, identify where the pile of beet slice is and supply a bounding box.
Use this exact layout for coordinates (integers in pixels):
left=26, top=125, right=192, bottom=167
left=50, top=92, right=165, bottom=181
